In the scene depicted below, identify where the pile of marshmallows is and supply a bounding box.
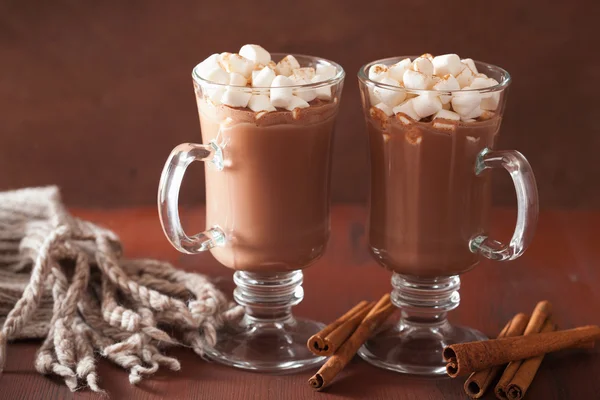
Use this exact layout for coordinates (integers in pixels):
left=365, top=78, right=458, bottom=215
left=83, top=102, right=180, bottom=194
left=195, top=44, right=337, bottom=113
left=368, top=54, right=500, bottom=124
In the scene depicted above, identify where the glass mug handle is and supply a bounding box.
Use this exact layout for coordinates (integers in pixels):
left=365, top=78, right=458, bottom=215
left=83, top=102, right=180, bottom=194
left=157, top=140, right=225, bottom=254
left=470, top=148, right=539, bottom=261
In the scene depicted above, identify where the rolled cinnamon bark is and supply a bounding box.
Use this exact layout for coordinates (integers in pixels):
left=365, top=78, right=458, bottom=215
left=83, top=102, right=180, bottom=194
left=463, top=313, right=529, bottom=399
left=501, top=321, right=595, bottom=400
left=504, top=319, right=555, bottom=400
left=307, top=300, right=370, bottom=355
left=495, top=301, right=553, bottom=399
left=308, top=294, right=394, bottom=391
left=307, top=301, right=375, bottom=356
left=444, top=325, right=600, bottom=377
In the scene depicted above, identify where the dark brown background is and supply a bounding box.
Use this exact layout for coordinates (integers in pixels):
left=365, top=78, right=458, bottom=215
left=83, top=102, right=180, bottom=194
left=1, top=0, right=598, bottom=208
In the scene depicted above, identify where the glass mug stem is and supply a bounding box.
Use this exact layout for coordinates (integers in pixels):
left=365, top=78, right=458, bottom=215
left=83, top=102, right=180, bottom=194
left=470, top=148, right=539, bottom=261
left=157, top=140, right=225, bottom=254
left=391, top=273, right=460, bottom=325
left=234, top=270, right=303, bottom=321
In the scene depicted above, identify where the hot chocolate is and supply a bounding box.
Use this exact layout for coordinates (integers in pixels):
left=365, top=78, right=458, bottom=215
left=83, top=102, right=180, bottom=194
left=361, top=53, right=506, bottom=278
left=190, top=46, right=344, bottom=272
left=197, top=97, right=338, bottom=272
left=367, top=111, right=501, bottom=277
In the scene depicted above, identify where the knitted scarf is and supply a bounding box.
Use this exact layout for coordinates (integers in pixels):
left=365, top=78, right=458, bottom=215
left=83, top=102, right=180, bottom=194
left=0, top=186, right=241, bottom=392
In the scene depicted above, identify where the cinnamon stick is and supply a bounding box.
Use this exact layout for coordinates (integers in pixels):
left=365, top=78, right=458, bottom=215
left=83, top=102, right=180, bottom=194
left=503, top=319, right=555, bottom=400
left=495, top=301, right=553, bottom=399
left=443, top=325, right=600, bottom=377
left=307, top=300, right=375, bottom=356
left=501, top=321, right=595, bottom=400
left=308, top=294, right=394, bottom=391
left=463, top=313, right=529, bottom=399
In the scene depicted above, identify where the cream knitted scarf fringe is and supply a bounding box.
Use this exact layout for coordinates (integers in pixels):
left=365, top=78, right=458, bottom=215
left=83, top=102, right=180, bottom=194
left=0, top=186, right=242, bottom=393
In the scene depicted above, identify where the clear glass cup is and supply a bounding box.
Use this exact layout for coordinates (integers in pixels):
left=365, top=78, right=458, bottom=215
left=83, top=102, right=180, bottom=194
left=157, top=54, right=345, bottom=372
left=357, top=57, right=538, bottom=375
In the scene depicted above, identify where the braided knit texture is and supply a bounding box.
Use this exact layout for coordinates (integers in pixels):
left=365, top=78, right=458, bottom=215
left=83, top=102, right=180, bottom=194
left=0, top=186, right=243, bottom=392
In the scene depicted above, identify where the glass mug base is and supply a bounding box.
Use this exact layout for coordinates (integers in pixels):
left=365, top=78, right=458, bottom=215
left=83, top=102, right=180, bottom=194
left=203, top=270, right=326, bottom=372
left=204, top=316, right=326, bottom=373
left=358, top=316, right=486, bottom=376
left=358, top=273, right=486, bottom=376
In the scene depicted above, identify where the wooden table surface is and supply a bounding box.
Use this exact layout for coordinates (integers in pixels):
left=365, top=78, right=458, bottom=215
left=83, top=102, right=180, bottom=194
left=1, top=206, right=599, bottom=400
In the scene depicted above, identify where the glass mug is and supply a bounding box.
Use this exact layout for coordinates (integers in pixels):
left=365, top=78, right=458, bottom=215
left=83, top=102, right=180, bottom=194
left=357, top=57, right=538, bottom=375
left=158, top=54, right=345, bottom=372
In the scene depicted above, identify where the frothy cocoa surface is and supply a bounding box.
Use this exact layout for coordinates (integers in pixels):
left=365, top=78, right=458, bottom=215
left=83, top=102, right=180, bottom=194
left=199, top=98, right=338, bottom=127
left=367, top=111, right=501, bottom=277
left=198, top=99, right=339, bottom=272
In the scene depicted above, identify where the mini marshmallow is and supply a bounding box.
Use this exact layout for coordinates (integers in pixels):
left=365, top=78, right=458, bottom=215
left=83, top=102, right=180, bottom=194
left=374, top=102, right=393, bottom=117
left=451, top=92, right=481, bottom=116
left=481, top=93, right=500, bottom=111
left=433, top=109, right=460, bottom=121
left=461, top=58, right=478, bottom=74
left=253, top=61, right=276, bottom=72
left=428, top=75, right=441, bottom=89
left=270, top=75, right=295, bottom=108
left=285, top=95, right=310, bottom=111
left=433, top=120, right=458, bottom=132
left=388, top=58, right=411, bottom=82
left=479, top=110, right=495, bottom=120
left=368, top=87, right=380, bottom=105
left=248, top=94, right=276, bottom=112
left=403, top=69, right=429, bottom=90
left=392, top=99, right=420, bottom=121
left=312, top=75, right=332, bottom=100
left=470, top=77, right=496, bottom=91
left=218, top=52, right=231, bottom=67
left=373, top=77, right=406, bottom=107
left=292, top=67, right=316, bottom=82
left=221, top=88, right=252, bottom=108
left=239, top=44, right=271, bottom=65
left=203, top=67, right=229, bottom=84
left=205, top=87, right=225, bottom=105
left=420, top=53, right=434, bottom=61
left=469, top=78, right=500, bottom=107
left=219, top=53, right=254, bottom=78
left=229, top=72, right=247, bottom=86
left=456, top=64, right=475, bottom=88
left=461, top=105, right=482, bottom=121
left=294, top=81, right=317, bottom=102
left=432, top=74, right=460, bottom=103
left=316, top=64, right=337, bottom=80
left=275, top=55, right=300, bottom=76
left=368, top=64, right=389, bottom=82
left=412, top=56, right=434, bottom=76
left=196, top=54, right=221, bottom=78
left=432, top=54, right=462, bottom=77
left=412, top=93, right=442, bottom=118
left=252, top=66, right=276, bottom=87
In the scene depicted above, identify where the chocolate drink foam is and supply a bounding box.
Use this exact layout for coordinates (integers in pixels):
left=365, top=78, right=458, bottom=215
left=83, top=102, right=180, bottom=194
left=367, top=111, right=502, bottom=277
left=198, top=97, right=339, bottom=272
